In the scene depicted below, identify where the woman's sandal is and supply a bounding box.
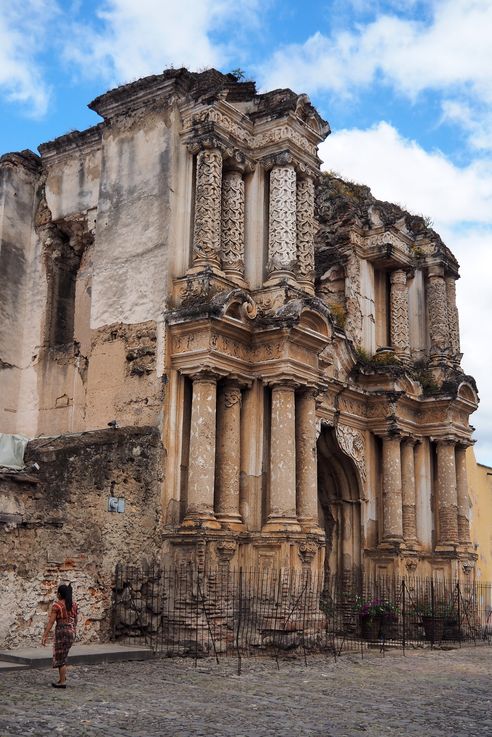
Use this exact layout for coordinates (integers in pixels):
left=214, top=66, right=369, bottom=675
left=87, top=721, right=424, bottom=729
left=52, top=682, right=67, bottom=688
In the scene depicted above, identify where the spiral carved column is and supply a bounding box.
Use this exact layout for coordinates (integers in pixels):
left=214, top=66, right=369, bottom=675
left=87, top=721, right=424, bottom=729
left=296, top=175, right=315, bottom=294
left=427, top=265, right=450, bottom=361
left=267, top=162, right=297, bottom=280
left=390, top=269, right=410, bottom=360
left=192, top=147, right=223, bottom=269
left=221, top=167, right=245, bottom=282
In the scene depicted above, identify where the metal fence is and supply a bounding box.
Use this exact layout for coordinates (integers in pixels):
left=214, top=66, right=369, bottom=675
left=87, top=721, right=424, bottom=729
left=112, top=564, right=492, bottom=667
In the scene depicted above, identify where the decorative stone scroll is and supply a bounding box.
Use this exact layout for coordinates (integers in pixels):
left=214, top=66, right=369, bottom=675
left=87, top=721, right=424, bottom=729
left=268, top=163, right=297, bottom=276
left=390, top=270, right=410, bottom=358
left=221, top=168, right=245, bottom=279
left=335, top=423, right=367, bottom=483
left=296, top=176, right=315, bottom=291
left=193, top=148, right=223, bottom=268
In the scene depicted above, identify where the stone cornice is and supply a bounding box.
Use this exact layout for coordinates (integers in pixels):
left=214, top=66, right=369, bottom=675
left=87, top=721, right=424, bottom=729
left=38, top=124, right=103, bottom=164
left=0, top=149, right=41, bottom=175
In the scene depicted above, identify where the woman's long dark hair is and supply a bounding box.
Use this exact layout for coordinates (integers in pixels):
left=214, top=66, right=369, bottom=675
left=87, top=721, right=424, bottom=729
left=57, top=583, right=73, bottom=611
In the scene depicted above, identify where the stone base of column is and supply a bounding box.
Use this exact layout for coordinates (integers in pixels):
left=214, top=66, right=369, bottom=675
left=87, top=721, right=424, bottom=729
left=296, top=278, right=315, bottom=296
left=378, top=538, right=404, bottom=553
left=403, top=538, right=420, bottom=551
left=173, top=268, right=236, bottom=305
left=435, top=542, right=458, bottom=554
left=263, top=270, right=299, bottom=290
left=180, top=513, right=222, bottom=530
left=262, top=515, right=302, bottom=533
left=216, top=513, right=246, bottom=532
left=298, top=516, right=324, bottom=535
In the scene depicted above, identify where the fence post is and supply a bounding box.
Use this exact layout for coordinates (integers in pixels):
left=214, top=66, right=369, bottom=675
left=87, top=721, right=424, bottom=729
left=402, top=580, right=406, bottom=656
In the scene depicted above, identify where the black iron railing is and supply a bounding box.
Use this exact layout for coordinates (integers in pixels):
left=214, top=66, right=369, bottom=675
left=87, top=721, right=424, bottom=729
left=112, top=564, right=492, bottom=667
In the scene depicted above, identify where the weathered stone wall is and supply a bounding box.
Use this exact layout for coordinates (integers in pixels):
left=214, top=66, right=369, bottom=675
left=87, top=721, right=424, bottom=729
left=0, top=426, right=162, bottom=648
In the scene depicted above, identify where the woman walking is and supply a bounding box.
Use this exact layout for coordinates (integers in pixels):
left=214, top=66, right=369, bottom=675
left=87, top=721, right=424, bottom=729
left=42, top=583, right=78, bottom=688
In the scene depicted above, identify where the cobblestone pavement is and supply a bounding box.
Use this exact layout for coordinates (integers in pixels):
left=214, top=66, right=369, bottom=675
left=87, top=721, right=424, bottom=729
left=1, top=647, right=491, bottom=737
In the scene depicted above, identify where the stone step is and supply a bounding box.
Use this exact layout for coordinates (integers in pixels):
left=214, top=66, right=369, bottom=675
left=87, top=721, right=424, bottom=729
left=0, top=643, right=153, bottom=669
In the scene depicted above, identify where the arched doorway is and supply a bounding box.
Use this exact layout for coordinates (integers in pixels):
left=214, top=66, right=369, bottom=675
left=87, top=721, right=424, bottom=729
left=317, top=428, right=362, bottom=579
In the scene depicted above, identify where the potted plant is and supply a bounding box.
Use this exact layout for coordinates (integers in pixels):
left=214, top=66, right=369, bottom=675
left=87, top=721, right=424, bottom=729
left=355, top=597, right=399, bottom=640
left=415, top=601, right=459, bottom=642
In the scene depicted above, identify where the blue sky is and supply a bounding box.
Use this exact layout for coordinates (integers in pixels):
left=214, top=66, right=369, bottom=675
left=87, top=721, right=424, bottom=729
left=1, top=0, right=492, bottom=464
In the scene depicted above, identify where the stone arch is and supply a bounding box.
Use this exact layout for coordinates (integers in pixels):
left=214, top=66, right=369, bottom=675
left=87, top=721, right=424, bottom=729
left=298, top=307, right=331, bottom=338
left=317, top=427, right=362, bottom=579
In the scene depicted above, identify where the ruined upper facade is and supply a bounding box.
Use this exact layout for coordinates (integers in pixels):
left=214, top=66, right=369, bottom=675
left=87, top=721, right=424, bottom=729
left=0, top=68, right=479, bottom=611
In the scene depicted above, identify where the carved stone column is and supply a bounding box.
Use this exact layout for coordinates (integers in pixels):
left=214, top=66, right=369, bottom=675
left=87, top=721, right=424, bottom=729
left=381, top=436, right=403, bottom=544
left=192, top=147, right=223, bottom=269
left=296, top=175, right=315, bottom=294
left=401, top=438, right=418, bottom=547
left=296, top=389, right=321, bottom=533
left=390, top=269, right=410, bottom=360
left=182, top=372, right=221, bottom=529
left=264, top=382, right=301, bottom=532
left=426, top=265, right=450, bottom=360
left=455, top=444, right=471, bottom=545
left=445, top=275, right=461, bottom=363
left=215, top=380, right=244, bottom=530
left=435, top=438, right=458, bottom=547
left=221, top=166, right=245, bottom=282
left=267, top=158, right=297, bottom=280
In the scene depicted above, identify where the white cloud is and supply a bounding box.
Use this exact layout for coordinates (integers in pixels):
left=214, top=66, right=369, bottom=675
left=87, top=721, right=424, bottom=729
left=319, top=123, right=492, bottom=465
left=65, top=0, right=262, bottom=85
left=0, top=2, right=57, bottom=117
left=259, top=0, right=492, bottom=150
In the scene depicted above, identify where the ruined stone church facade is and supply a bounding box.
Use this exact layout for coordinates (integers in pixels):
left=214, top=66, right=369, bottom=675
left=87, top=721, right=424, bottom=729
left=0, top=69, right=479, bottom=640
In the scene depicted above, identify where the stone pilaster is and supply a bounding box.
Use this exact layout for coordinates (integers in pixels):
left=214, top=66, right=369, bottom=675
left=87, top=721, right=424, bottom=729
left=295, top=389, right=322, bottom=533
left=296, top=175, right=315, bottom=294
left=267, top=161, right=297, bottom=280
left=192, top=147, right=223, bottom=269
left=264, top=382, right=301, bottom=532
left=435, top=438, right=458, bottom=548
left=455, top=444, right=471, bottom=545
left=426, top=265, right=450, bottom=360
left=445, top=275, right=461, bottom=363
left=215, top=380, right=244, bottom=530
left=390, top=269, right=410, bottom=360
left=182, top=372, right=221, bottom=529
left=221, top=167, right=245, bottom=281
left=381, top=435, right=403, bottom=544
left=401, top=439, right=418, bottom=547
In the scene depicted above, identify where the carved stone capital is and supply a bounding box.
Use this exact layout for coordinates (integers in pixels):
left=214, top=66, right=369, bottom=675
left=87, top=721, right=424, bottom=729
left=223, top=149, right=256, bottom=174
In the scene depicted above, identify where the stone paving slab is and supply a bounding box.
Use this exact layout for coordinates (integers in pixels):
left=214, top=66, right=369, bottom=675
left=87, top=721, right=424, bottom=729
left=0, top=661, right=28, bottom=672
left=0, top=643, right=153, bottom=668
left=0, top=645, right=491, bottom=736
